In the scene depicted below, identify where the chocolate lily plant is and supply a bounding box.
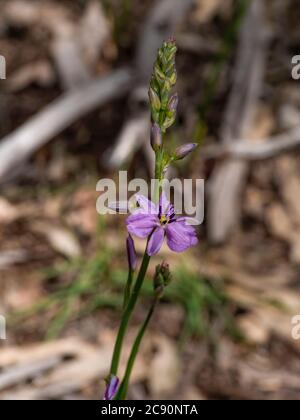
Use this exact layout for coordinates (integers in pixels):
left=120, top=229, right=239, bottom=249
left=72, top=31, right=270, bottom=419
left=104, top=39, right=198, bottom=400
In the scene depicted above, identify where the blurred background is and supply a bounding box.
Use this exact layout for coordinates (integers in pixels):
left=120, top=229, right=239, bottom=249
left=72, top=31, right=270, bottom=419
left=0, top=0, right=300, bottom=400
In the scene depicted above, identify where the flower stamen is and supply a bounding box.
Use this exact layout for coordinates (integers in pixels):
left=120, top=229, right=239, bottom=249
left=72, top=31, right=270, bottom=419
left=160, top=214, right=168, bottom=225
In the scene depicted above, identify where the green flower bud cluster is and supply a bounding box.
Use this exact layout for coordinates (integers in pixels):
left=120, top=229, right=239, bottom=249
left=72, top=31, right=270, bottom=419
left=149, top=40, right=198, bottom=172
left=153, top=262, right=172, bottom=299
left=149, top=39, right=178, bottom=133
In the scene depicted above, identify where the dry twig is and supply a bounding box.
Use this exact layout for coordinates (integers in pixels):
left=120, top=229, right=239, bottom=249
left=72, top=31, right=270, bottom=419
left=203, top=126, right=300, bottom=160
left=208, top=0, right=269, bottom=244
left=0, top=69, right=133, bottom=182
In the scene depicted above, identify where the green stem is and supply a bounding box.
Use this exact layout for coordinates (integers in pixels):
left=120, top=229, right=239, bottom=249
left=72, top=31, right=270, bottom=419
left=109, top=250, right=150, bottom=376
left=109, top=126, right=164, bottom=384
left=154, top=149, right=164, bottom=202
left=115, top=299, right=158, bottom=400
left=123, top=269, right=134, bottom=310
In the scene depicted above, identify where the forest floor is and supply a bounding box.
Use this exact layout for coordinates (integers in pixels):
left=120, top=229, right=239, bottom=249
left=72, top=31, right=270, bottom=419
left=0, top=0, right=300, bottom=400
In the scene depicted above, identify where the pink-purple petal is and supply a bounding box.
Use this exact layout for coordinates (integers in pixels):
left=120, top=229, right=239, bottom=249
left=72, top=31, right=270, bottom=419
left=108, top=201, right=129, bottom=213
left=157, top=191, right=174, bottom=218
left=103, top=376, right=119, bottom=400
left=126, top=193, right=198, bottom=255
left=127, top=213, right=158, bottom=238
left=135, top=194, right=157, bottom=215
left=147, top=227, right=165, bottom=256
left=166, top=220, right=198, bottom=253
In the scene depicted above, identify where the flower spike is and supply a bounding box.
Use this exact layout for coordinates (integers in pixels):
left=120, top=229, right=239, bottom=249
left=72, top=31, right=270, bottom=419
left=149, top=39, right=178, bottom=132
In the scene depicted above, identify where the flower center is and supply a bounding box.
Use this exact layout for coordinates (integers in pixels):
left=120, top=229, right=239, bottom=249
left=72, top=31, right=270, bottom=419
left=160, top=214, right=168, bottom=225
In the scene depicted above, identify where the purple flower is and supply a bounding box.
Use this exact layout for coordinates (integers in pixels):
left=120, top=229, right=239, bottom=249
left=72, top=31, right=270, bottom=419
left=103, top=375, right=119, bottom=400
left=126, top=193, right=198, bottom=256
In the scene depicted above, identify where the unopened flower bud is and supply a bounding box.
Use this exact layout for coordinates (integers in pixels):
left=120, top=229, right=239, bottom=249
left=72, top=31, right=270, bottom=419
left=154, top=66, right=166, bottom=83
left=150, top=123, right=162, bottom=151
left=126, top=235, right=137, bottom=271
left=163, top=114, right=176, bottom=131
left=168, top=93, right=179, bottom=113
left=174, top=143, right=198, bottom=160
left=160, top=262, right=172, bottom=286
left=149, top=87, right=161, bottom=112
left=165, top=38, right=177, bottom=59
left=103, top=375, right=119, bottom=400
left=169, top=70, right=177, bottom=86
left=153, top=262, right=172, bottom=299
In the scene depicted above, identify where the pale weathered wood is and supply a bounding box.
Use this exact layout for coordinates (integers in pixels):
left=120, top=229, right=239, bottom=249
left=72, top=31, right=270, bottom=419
left=203, top=126, right=300, bottom=160
left=208, top=0, right=269, bottom=244
left=0, top=356, right=61, bottom=391
left=0, top=69, right=133, bottom=182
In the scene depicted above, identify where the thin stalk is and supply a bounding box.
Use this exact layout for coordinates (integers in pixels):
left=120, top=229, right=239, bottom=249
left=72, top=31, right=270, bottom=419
left=109, top=135, right=163, bottom=377
left=107, top=38, right=178, bottom=400
left=116, top=299, right=158, bottom=400
left=111, top=127, right=165, bottom=387
left=109, top=249, right=150, bottom=376
left=154, top=148, right=164, bottom=202
left=109, top=144, right=163, bottom=378
left=123, top=269, right=134, bottom=310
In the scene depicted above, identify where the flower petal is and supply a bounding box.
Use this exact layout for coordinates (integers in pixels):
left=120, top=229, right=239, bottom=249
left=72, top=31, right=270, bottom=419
left=103, top=376, right=119, bottom=400
left=135, top=194, right=157, bottom=215
left=108, top=201, right=129, bottom=213
left=166, top=219, right=198, bottom=253
left=177, top=216, right=199, bottom=226
left=147, top=227, right=165, bottom=256
left=126, top=213, right=158, bottom=238
left=158, top=191, right=174, bottom=218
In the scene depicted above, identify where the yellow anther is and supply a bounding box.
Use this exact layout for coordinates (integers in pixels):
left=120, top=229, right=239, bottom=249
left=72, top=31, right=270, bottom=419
left=160, top=215, right=167, bottom=224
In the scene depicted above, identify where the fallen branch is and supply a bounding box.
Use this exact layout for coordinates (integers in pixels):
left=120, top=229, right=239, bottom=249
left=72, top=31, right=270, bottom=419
left=203, top=126, right=300, bottom=160
left=0, top=356, right=61, bottom=391
left=105, top=113, right=150, bottom=169
left=208, top=0, right=269, bottom=244
left=0, top=249, right=29, bottom=269
left=0, top=338, right=111, bottom=400
left=0, top=69, right=133, bottom=182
